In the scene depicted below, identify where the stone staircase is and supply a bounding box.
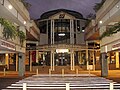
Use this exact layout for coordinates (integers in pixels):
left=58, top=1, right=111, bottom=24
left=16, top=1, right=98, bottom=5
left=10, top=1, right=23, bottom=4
left=2, top=74, right=120, bottom=90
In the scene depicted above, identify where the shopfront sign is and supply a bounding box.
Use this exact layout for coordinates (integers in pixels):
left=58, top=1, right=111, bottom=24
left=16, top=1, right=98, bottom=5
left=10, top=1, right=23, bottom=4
left=112, top=42, right=120, bottom=50
left=0, top=40, right=15, bottom=50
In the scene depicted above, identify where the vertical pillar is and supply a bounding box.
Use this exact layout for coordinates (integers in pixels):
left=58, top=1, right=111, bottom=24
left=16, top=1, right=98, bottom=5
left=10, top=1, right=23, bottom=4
left=107, top=53, right=110, bottom=70
left=16, top=53, right=18, bottom=71
left=93, top=50, right=95, bottom=71
left=70, top=50, right=73, bottom=70
left=86, top=42, right=89, bottom=69
left=47, top=20, right=48, bottom=44
left=52, top=51, right=55, bottom=71
left=116, top=52, right=119, bottom=68
left=36, top=43, right=39, bottom=63
left=70, top=20, right=74, bottom=44
left=79, top=52, right=82, bottom=64
left=52, top=20, right=54, bottom=44
left=70, top=50, right=74, bottom=70
left=51, top=20, right=53, bottom=44
left=30, top=51, right=32, bottom=72
left=101, top=53, right=108, bottom=77
left=51, top=20, right=54, bottom=44
left=51, top=51, right=53, bottom=70
left=5, top=53, right=9, bottom=69
left=73, top=51, right=75, bottom=70
left=18, top=53, right=25, bottom=77
left=36, top=50, right=39, bottom=63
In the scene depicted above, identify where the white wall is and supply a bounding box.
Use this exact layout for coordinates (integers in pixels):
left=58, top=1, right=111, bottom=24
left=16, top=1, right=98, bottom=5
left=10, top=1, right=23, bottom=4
left=39, top=34, right=48, bottom=45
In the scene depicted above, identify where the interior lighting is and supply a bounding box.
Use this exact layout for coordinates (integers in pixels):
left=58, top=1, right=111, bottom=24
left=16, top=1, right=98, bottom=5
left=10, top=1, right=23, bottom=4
left=6, top=54, right=8, bottom=56
left=99, top=21, right=103, bottom=24
left=24, top=21, right=26, bottom=25
left=8, top=5, right=13, bottom=9
left=82, top=29, right=85, bottom=32
left=58, top=33, right=65, bottom=36
left=56, top=49, right=69, bottom=53
left=116, top=5, right=119, bottom=8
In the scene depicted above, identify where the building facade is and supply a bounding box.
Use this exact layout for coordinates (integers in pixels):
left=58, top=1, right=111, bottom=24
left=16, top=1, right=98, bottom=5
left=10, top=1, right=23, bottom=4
left=0, top=0, right=40, bottom=76
left=85, top=0, right=120, bottom=76
left=36, top=9, right=88, bottom=71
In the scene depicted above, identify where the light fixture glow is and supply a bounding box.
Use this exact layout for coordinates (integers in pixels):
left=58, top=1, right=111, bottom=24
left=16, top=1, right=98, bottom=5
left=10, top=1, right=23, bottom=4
left=24, top=21, right=26, bottom=24
left=82, top=30, right=85, bottom=32
left=117, top=5, right=119, bottom=8
left=6, top=54, right=8, bottom=56
left=99, top=21, right=103, bottom=24
left=8, top=5, right=13, bottom=9
left=58, top=33, right=65, bottom=36
left=56, top=49, right=69, bottom=53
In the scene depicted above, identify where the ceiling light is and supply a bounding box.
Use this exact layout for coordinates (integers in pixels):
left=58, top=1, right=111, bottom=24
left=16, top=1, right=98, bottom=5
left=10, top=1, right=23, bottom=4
left=58, top=33, right=65, bottom=36
left=82, top=30, right=85, bottom=32
left=99, top=21, right=102, bottom=24
left=117, top=5, right=119, bottom=8
left=24, top=21, right=26, bottom=24
left=8, top=5, right=13, bottom=9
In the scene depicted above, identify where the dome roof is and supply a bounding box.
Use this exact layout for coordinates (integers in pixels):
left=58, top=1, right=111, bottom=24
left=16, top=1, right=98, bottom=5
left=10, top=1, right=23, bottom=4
left=40, top=9, right=84, bottom=19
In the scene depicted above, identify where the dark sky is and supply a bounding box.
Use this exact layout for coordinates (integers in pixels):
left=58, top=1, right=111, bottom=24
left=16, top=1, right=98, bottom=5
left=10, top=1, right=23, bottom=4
left=26, top=0, right=101, bottom=19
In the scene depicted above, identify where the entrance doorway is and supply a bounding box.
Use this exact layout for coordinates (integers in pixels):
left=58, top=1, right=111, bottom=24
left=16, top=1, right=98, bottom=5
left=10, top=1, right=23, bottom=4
left=55, top=53, right=70, bottom=66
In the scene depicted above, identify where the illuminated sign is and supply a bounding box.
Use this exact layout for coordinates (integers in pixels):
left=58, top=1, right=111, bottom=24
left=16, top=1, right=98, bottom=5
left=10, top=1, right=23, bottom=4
left=56, top=49, right=69, bottom=53
left=1, top=40, right=15, bottom=50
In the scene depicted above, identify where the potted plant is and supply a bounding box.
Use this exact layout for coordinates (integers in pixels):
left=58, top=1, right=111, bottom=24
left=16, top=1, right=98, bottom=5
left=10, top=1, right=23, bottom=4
left=100, top=22, right=120, bottom=39
left=17, top=30, right=26, bottom=45
left=0, top=18, right=17, bottom=40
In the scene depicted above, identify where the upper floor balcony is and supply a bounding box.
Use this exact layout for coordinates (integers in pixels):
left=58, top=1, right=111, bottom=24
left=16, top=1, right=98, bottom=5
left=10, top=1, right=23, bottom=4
left=0, top=0, right=30, bottom=26
left=96, top=0, right=120, bottom=27
left=0, top=19, right=26, bottom=53
left=85, top=20, right=99, bottom=41
left=26, top=21, right=40, bottom=41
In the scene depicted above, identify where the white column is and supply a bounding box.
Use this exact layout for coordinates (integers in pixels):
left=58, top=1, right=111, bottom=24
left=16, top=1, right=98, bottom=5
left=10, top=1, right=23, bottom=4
left=51, top=20, right=53, bottom=44
left=86, top=42, right=89, bottom=69
left=50, top=51, right=53, bottom=70
left=70, top=20, right=72, bottom=44
left=18, top=53, right=25, bottom=76
left=72, top=51, right=75, bottom=70
left=47, top=20, right=48, bottom=44
left=52, top=20, right=54, bottom=44
left=16, top=53, right=18, bottom=71
left=116, top=52, right=119, bottom=68
left=71, top=19, right=74, bottom=44
left=53, top=51, right=55, bottom=71
left=70, top=50, right=73, bottom=70
left=70, top=20, right=74, bottom=44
